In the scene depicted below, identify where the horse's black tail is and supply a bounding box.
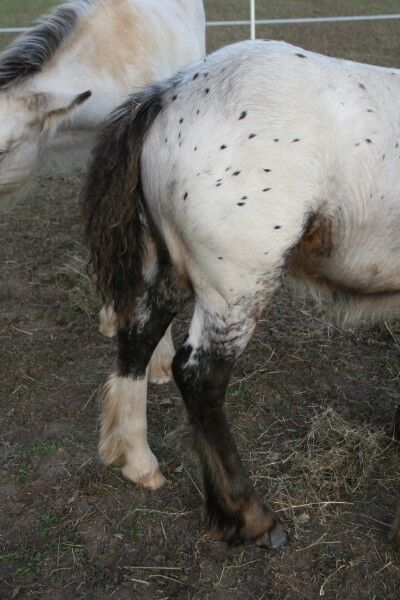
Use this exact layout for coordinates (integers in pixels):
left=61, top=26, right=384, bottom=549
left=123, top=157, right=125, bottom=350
left=82, top=85, right=164, bottom=321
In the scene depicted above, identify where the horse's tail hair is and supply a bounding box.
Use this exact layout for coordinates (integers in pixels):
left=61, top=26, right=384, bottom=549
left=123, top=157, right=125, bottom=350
left=82, top=84, right=164, bottom=321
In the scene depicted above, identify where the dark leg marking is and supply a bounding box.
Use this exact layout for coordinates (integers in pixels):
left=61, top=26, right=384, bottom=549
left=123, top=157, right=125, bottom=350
left=118, top=267, right=188, bottom=379
left=172, top=345, right=287, bottom=549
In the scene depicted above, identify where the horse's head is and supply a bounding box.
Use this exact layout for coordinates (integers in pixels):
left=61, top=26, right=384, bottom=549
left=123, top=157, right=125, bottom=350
left=0, top=89, right=91, bottom=209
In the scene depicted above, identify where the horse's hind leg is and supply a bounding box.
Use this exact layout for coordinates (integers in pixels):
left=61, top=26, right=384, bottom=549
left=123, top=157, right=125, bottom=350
left=172, top=301, right=287, bottom=549
left=99, top=370, right=160, bottom=487
left=99, top=306, right=175, bottom=384
left=149, top=325, right=175, bottom=384
left=99, top=266, right=187, bottom=489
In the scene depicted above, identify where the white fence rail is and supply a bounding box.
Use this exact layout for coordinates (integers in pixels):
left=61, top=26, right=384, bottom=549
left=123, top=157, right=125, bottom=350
left=206, top=13, right=400, bottom=27
left=3, top=14, right=400, bottom=31
left=2, top=5, right=400, bottom=40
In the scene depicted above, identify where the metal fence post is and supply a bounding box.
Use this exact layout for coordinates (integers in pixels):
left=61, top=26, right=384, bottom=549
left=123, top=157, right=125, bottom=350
left=250, top=0, right=256, bottom=40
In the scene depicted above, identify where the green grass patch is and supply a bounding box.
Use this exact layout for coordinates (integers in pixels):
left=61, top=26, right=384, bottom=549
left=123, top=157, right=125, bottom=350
left=39, top=512, right=60, bottom=539
left=4, top=439, right=62, bottom=481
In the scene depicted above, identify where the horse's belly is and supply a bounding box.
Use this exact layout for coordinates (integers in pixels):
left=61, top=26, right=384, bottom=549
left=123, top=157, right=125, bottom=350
left=290, top=210, right=400, bottom=297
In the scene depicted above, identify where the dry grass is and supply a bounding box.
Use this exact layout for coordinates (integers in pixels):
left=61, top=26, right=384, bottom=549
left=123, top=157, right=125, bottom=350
left=261, top=408, right=396, bottom=551
left=247, top=404, right=396, bottom=534
left=56, top=254, right=98, bottom=319
left=296, top=408, right=383, bottom=498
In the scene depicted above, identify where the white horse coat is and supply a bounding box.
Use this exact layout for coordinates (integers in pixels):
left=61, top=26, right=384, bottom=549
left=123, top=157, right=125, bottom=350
left=84, top=40, right=400, bottom=547
left=142, top=40, right=400, bottom=324
left=0, top=0, right=205, bottom=208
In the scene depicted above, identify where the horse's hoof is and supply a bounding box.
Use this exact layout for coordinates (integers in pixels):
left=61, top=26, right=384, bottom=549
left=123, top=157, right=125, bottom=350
left=257, top=522, right=288, bottom=550
left=149, top=370, right=172, bottom=385
left=136, top=468, right=166, bottom=491
left=206, top=502, right=287, bottom=550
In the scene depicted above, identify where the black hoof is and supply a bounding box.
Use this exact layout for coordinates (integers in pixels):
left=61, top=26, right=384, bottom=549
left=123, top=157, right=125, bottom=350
left=257, top=522, right=288, bottom=550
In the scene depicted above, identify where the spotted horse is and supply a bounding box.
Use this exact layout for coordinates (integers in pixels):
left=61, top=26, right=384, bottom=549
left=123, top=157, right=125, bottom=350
left=84, top=40, right=400, bottom=549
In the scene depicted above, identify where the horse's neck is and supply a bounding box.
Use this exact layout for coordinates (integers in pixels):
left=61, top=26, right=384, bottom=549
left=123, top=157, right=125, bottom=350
left=29, top=52, right=121, bottom=130
left=28, top=0, right=206, bottom=131
left=32, top=62, right=118, bottom=126
left=27, top=1, right=131, bottom=129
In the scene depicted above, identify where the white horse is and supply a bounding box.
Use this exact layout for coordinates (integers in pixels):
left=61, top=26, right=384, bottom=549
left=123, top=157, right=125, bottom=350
left=0, top=0, right=205, bottom=435
left=0, top=0, right=205, bottom=208
left=84, top=39, right=400, bottom=549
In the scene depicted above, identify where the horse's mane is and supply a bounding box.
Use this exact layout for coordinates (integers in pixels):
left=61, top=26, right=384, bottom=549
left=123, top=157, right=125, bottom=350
left=0, top=0, right=99, bottom=91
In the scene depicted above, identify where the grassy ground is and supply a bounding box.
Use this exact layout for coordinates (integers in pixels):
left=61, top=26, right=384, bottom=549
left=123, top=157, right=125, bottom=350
left=1, top=1, right=400, bottom=599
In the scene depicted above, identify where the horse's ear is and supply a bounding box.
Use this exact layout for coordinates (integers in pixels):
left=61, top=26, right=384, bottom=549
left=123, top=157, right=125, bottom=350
left=46, top=90, right=92, bottom=120
left=22, top=90, right=92, bottom=123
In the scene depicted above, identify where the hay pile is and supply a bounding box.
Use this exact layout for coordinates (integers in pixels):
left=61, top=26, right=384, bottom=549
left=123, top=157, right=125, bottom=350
left=289, top=408, right=384, bottom=500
